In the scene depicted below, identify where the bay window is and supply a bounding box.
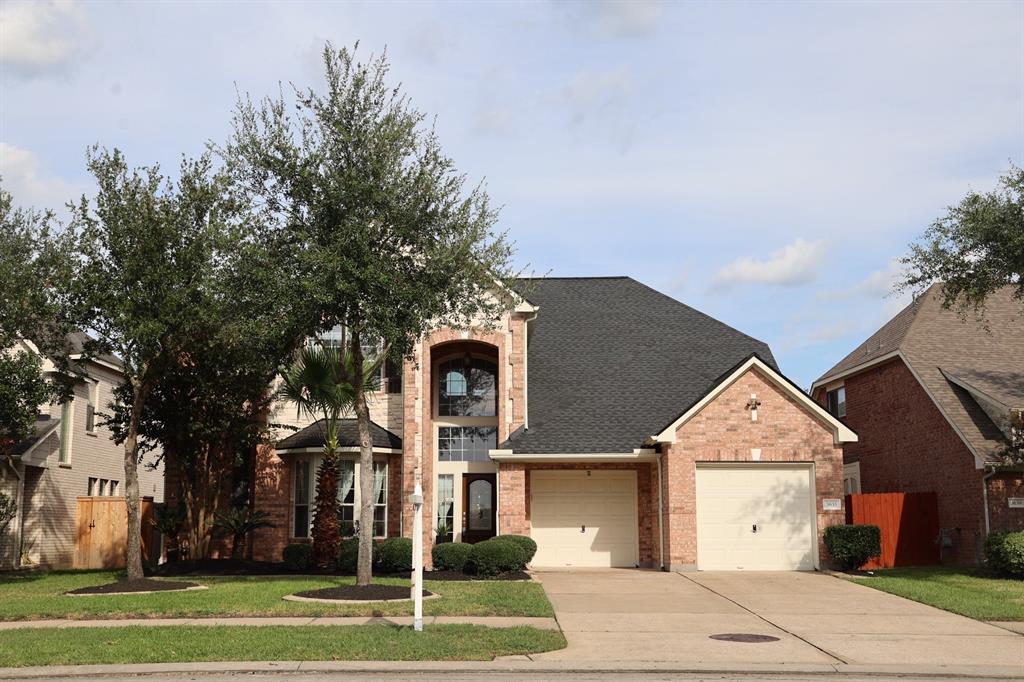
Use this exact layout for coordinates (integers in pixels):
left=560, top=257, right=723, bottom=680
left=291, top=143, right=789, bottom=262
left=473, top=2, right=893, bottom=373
left=293, top=458, right=387, bottom=539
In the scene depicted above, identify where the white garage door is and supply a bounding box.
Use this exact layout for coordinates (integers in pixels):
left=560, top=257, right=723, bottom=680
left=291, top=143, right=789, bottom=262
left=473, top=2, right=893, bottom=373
left=530, top=470, right=638, bottom=568
left=696, top=465, right=816, bottom=571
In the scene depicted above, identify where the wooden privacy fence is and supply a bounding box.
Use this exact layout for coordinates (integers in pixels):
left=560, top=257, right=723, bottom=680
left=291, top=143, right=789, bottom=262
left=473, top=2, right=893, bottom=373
left=845, top=492, right=940, bottom=569
left=74, top=496, right=155, bottom=569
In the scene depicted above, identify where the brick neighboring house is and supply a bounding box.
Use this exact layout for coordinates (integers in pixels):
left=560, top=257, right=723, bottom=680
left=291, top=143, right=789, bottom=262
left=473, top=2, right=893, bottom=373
left=0, top=333, right=164, bottom=569
left=248, top=277, right=856, bottom=571
left=811, top=285, right=1024, bottom=564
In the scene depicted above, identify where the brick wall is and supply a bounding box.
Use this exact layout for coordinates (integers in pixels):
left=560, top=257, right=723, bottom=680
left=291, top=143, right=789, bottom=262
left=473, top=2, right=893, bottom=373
left=497, top=461, right=659, bottom=567
left=251, top=444, right=291, bottom=562
left=664, top=366, right=845, bottom=570
left=831, top=358, right=988, bottom=563
left=985, top=473, right=1024, bottom=535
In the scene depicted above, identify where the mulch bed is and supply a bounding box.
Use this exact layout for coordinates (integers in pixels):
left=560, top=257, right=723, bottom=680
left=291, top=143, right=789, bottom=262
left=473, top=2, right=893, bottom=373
left=292, top=584, right=433, bottom=601
left=151, top=559, right=297, bottom=577
left=66, top=578, right=200, bottom=595
left=423, top=569, right=532, bottom=582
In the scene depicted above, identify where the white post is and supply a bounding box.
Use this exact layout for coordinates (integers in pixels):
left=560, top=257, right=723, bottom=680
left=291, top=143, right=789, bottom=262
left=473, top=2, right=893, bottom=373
left=411, top=467, right=424, bottom=632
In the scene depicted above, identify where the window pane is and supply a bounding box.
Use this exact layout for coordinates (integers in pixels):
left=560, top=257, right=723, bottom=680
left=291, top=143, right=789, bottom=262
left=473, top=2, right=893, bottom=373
left=294, top=460, right=310, bottom=537
left=436, top=474, right=454, bottom=540
left=438, top=426, right=497, bottom=462
left=337, top=460, right=356, bottom=536
left=438, top=357, right=497, bottom=416
left=467, top=479, right=493, bottom=531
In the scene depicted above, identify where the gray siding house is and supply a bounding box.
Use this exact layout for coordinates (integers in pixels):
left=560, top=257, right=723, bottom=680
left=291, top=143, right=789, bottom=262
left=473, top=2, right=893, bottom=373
left=1, top=335, right=163, bottom=569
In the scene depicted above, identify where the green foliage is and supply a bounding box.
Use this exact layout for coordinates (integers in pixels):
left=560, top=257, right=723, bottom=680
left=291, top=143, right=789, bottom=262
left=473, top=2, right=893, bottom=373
left=901, top=165, right=1024, bottom=314
left=152, top=505, right=186, bottom=540
left=497, top=535, right=537, bottom=563
left=336, top=537, right=358, bottom=574
left=213, top=507, right=276, bottom=560
left=282, top=543, right=314, bottom=571
left=0, top=351, right=54, bottom=459
left=0, top=492, right=16, bottom=534
left=466, top=538, right=528, bottom=577
left=984, top=531, right=1024, bottom=578
left=225, top=43, right=520, bottom=585
left=824, top=524, right=881, bottom=571
left=432, top=542, right=472, bottom=572
left=375, top=537, right=413, bottom=573
left=0, top=185, right=74, bottom=458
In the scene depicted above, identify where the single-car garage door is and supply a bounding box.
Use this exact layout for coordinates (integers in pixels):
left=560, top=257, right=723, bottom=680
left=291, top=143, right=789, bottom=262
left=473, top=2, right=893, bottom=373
left=695, top=464, right=816, bottom=571
left=530, top=470, right=638, bottom=568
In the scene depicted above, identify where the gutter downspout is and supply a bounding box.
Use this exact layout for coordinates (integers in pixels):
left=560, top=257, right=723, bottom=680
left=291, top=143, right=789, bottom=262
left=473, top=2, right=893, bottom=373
left=522, top=310, right=538, bottom=430
left=657, top=449, right=665, bottom=571
left=982, top=465, right=998, bottom=536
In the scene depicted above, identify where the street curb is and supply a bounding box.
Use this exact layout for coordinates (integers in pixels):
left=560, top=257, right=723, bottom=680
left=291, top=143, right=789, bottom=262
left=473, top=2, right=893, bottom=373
left=0, top=616, right=559, bottom=630
left=0, top=660, right=1022, bottom=679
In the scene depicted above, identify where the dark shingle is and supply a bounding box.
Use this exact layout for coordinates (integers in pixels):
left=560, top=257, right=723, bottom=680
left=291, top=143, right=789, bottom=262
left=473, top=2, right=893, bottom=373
left=504, top=277, right=777, bottom=453
left=276, top=418, right=402, bottom=451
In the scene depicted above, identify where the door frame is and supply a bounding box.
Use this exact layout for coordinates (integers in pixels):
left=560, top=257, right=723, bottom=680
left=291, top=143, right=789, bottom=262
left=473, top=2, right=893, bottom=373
left=694, top=462, right=819, bottom=571
left=461, top=473, right=497, bottom=544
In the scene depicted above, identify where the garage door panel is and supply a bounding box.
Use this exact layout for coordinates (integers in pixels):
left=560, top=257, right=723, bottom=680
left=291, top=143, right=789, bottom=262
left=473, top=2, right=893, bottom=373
left=530, top=470, right=638, bottom=568
left=696, top=466, right=815, bottom=571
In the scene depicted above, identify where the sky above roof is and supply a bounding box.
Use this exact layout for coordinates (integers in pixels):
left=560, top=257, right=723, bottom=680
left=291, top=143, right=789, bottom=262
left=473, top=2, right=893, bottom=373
left=2, top=0, right=1021, bottom=388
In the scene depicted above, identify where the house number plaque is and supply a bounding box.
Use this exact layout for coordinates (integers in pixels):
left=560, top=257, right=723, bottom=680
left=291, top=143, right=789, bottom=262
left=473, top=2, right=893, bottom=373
left=822, top=498, right=842, bottom=511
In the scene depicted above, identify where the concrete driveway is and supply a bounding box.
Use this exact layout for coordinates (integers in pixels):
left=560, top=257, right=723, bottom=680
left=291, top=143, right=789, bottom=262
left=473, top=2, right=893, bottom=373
left=534, top=569, right=1023, bottom=673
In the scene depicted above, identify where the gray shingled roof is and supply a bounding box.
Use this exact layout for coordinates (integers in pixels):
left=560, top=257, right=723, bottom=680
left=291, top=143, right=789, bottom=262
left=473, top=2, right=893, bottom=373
left=13, top=415, right=61, bottom=457
left=503, top=277, right=777, bottom=454
left=276, top=418, right=402, bottom=451
left=816, top=284, right=1023, bottom=463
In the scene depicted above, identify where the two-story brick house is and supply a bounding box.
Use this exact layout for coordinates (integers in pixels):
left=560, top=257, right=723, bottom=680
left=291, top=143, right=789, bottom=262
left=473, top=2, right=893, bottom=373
left=250, top=277, right=856, bottom=571
left=811, top=285, right=1024, bottom=564
left=0, top=333, right=164, bottom=569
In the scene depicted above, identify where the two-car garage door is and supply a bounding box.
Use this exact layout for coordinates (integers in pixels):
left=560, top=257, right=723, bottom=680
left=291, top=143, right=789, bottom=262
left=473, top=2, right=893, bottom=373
left=530, top=470, right=638, bottom=568
left=695, top=464, right=816, bottom=570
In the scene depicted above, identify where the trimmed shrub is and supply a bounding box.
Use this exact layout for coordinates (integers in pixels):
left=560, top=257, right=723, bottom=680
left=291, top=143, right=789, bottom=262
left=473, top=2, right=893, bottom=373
left=432, top=542, right=473, bottom=571
left=376, top=537, right=413, bottom=573
left=466, top=538, right=527, bottom=576
left=336, top=537, right=360, bottom=574
left=497, top=534, right=537, bottom=563
left=984, top=531, right=1024, bottom=578
left=282, top=543, right=313, bottom=571
left=824, top=524, right=881, bottom=571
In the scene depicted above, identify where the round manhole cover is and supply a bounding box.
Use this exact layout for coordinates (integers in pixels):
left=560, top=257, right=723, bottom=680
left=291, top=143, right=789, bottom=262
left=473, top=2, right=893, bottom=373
left=709, top=633, right=780, bottom=643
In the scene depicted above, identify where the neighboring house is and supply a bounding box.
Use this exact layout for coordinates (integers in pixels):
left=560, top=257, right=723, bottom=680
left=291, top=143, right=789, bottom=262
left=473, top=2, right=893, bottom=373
left=250, top=277, right=855, bottom=571
left=0, top=333, right=164, bottom=570
left=811, top=285, right=1024, bottom=564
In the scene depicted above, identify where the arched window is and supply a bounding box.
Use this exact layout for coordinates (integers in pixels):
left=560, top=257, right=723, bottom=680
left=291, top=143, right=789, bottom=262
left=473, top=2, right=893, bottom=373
left=437, top=356, right=497, bottom=417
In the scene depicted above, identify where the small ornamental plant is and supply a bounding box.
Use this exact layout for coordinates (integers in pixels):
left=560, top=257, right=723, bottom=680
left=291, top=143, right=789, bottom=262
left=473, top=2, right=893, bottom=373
left=824, top=524, right=881, bottom=571
left=432, top=542, right=472, bottom=572
left=984, top=531, right=1024, bottom=578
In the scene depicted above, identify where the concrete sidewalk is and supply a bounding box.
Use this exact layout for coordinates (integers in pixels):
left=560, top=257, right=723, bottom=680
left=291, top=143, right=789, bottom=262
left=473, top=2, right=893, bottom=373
left=1, top=659, right=1023, bottom=680
left=0, top=616, right=559, bottom=630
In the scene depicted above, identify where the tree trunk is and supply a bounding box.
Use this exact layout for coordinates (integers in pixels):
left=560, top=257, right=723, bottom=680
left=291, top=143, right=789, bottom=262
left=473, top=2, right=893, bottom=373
left=123, top=376, right=150, bottom=580
left=352, top=332, right=374, bottom=587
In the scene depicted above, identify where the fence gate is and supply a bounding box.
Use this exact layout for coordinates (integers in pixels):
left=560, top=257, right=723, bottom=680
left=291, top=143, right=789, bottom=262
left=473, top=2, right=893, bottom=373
left=74, top=497, right=155, bottom=569
left=845, top=492, right=940, bottom=569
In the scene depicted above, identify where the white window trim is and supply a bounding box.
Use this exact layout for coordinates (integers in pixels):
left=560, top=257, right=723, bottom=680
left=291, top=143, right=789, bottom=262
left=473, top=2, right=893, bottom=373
left=292, top=456, right=388, bottom=540
left=85, top=380, right=100, bottom=434
left=58, top=400, right=74, bottom=465
left=843, top=462, right=862, bottom=495
left=827, top=384, right=847, bottom=419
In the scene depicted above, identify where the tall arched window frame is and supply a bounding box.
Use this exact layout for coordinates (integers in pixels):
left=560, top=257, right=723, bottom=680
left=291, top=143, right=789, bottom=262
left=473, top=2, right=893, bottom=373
left=435, top=353, right=499, bottom=462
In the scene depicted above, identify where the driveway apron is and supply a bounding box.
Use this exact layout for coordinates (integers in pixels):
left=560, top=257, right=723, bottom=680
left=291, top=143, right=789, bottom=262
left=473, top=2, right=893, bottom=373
left=533, top=569, right=1023, bottom=670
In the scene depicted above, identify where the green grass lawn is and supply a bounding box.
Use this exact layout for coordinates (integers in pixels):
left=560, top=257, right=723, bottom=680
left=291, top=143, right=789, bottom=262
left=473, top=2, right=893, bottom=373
left=0, top=624, right=566, bottom=667
left=849, top=566, right=1024, bottom=621
left=0, top=571, right=554, bottom=620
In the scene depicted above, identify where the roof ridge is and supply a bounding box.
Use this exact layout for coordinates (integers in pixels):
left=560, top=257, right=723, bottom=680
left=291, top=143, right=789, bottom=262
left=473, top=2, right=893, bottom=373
left=514, top=275, right=631, bottom=281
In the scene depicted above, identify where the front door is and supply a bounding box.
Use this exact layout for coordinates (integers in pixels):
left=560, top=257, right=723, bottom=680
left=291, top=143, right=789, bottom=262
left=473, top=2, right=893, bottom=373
left=462, top=474, right=496, bottom=543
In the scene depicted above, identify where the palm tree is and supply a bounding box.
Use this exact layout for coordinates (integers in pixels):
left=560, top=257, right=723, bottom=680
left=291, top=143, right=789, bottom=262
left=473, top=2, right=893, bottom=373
left=278, top=344, right=382, bottom=569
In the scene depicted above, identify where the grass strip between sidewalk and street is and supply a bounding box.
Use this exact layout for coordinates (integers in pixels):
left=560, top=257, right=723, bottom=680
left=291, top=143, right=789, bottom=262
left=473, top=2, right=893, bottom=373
left=0, top=624, right=567, bottom=667
left=848, top=566, right=1024, bottom=621
left=0, top=571, right=554, bottom=620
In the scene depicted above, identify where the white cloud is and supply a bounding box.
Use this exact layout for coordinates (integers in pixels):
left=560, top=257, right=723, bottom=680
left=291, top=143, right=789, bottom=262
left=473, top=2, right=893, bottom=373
left=0, top=143, right=84, bottom=214
left=559, top=0, right=665, bottom=38
left=711, top=239, right=826, bottom=291
left=0, top=0, right=91, bottom=79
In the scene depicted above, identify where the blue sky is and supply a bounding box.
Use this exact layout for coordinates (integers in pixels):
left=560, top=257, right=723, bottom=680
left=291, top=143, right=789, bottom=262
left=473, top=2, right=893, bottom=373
left=2, top=0, right=1021, bottom=387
